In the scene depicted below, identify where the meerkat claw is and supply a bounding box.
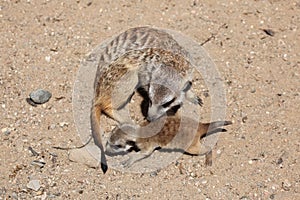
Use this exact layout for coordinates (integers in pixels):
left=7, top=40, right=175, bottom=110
left=196, top=96, right=203, bottom=106
left=188, top=95, right=203, bottom=106
left=121, top=158, right=133, bottom=168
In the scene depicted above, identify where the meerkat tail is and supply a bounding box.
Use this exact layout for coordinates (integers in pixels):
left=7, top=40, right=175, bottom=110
left=205, top=121, right=232, bottom=130
left=91, top=105, right=108, bottom=173
left=198, top=121, right=232, bottom=136
left=186, top=121, right=232, bottom=155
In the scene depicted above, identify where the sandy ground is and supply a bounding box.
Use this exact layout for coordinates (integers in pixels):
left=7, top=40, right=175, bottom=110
left=1, top=0, right=299, bottom=199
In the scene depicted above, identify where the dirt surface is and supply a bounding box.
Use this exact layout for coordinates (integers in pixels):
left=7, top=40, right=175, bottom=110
left=1, top=0, right=299, bottom=199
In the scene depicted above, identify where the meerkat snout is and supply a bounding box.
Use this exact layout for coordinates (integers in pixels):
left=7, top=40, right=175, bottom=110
left=105, top=124, right=138, bottom=155
left=147, top=81, right=200, bottom=121
left=147, top=84, right=177, bottom=121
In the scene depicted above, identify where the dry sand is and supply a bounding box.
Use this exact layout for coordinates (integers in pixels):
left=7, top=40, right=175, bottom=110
left=0, top=0, right=299, bottom=199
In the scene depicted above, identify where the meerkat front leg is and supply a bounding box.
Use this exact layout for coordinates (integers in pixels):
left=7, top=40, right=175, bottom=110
left=186, top=90, right=203, bottom=106
left=182, top=81, right=203, bottom=106
left=111, top=69, right=139, bottom=111
left=177, top=81, right=203, bottom=106
left=205, top=151, right=213, bottom=166
left=121, top=148, right=155, bottom=168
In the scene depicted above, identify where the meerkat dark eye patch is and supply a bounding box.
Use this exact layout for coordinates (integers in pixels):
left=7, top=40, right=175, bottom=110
left=126, top=140, right=136, bottom=146
left=113, top=144, right=124, bottom=149
left=161, top=97, right=176, bottom=108
left=126, top=140, right=141, bottom=152
left=166, top=104, right=181, bottom=116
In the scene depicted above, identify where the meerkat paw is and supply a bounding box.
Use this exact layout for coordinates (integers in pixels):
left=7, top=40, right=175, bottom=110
left=194, top=96, right=203, bottom=106
left=120, top=158, right=134, bottom=168
left=120, top=153, right=150, bottom=168
left=188, top=94, right=203, bottom=106
left=185, top=90, right=203, bottom=106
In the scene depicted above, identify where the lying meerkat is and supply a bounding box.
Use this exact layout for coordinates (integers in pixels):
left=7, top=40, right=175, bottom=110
left=105, top=115, right=232, bottom=168
left=91, top=27, right=202, bottom=173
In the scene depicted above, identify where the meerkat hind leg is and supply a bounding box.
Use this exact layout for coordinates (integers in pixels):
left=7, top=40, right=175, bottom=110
left=205, top=151, right=213, bottom=166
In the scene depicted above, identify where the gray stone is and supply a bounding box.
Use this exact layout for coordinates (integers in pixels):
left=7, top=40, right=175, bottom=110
left=29, top=89, right=52, bottom=104
left=27, top=179, right=41, bottom=191
left=1, top=128, right=11, bottom=135
left=31, top=160, right=46, bottom=168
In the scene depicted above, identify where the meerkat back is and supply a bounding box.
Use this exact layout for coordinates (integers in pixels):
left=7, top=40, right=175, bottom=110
left=94, top=26, right=188, bottom=79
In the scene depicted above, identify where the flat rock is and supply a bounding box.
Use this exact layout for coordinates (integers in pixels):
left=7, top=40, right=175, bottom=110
left=68, top=148, right=99, bottom=168
left=27, top=179, right=41, bottom=191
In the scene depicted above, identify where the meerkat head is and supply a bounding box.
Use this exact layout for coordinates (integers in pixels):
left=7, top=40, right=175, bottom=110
left=147, top=81, right=192, bottom=121
left=105, top=124, right=139, bottom=155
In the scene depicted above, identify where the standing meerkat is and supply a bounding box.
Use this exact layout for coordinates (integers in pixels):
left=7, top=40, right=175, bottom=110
left=91, top=27, right=202, bottom=173
left=105, top=115, right=232, bottom=168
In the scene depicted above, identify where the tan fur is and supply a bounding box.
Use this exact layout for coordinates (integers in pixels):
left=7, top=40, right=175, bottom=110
left=106, top=114, right=232, bottom=167
left=91, top=27, right=202, bottom=173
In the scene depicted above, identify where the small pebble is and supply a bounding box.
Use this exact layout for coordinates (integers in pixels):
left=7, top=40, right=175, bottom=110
left=48, top=124, right=56, bottom=130
left=27, top=179, right=41, bottom=191
left=150, top=171, right=158, bottom=177
left=29, top=89, right=52, bottom=104
left=28, top=146, right=39, bottom=156
left=190, top=172, right=196, bottom=178
left=45, top=56, right=51, bottom=62
left=201, top=179, right=207, bottom=184
left=282, top=179, right=292, bottom=191
left=48, top=193, right=61, bottom=198
left=1, top=127, right=11, bottom=135
left=41, top=192, right=47, bottom=200
left=242, top=116, right=248, bottom=123
left=59, top=122, right=68, bottom=127
left=31, top=160, right=46, bottom=168
left=262, top=29, right=275, bottom=36
left=240, top=196, right=249, bottom=200
left=250, top=88, right=256, bottom=93
left=11, top=192, right=18, bottom=200
left=276, top=157, right=283, bottom=165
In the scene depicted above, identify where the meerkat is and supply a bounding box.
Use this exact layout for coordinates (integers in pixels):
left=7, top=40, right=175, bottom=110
left=91, top=27, right=202, bottom=173
left=105, top=115, right=232, bottom=168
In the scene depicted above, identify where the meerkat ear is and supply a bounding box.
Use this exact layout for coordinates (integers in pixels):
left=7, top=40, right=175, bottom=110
left=182, top=81, right=192, bottom=92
